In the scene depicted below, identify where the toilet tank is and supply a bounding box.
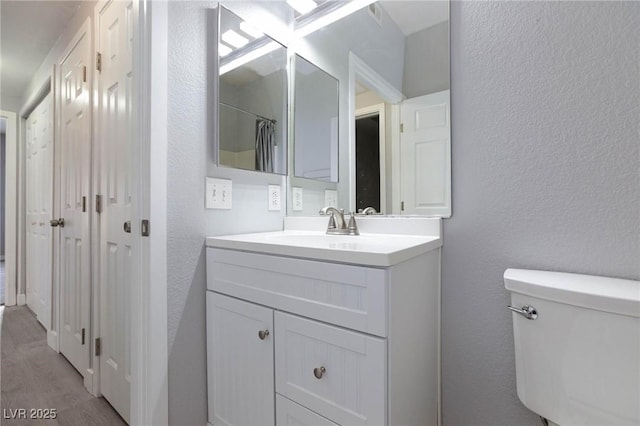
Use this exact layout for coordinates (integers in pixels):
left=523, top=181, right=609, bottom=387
left=504, top=269, right=640, bottom=426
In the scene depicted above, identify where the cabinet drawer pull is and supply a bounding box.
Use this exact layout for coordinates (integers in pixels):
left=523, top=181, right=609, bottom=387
left=313, top=366, right=326, bottom=379
left=258, top=329, right=270, bottom=340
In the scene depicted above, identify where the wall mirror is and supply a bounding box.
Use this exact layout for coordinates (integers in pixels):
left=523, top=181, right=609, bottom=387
left=216, top=6, right=288, bottom=175
left=293, top=54, right=339, bottom=182
left=286, top=1, right=451, bottom=217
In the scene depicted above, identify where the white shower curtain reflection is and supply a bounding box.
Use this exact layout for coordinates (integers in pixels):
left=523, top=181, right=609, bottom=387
left=255, top=118, right=275, bottom=173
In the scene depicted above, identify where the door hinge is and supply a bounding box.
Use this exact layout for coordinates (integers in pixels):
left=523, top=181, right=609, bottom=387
left=96, top=52, right=102, bottom=72
left=141, top=219, right=150, bottom=237
left=81, top=328, right=86, bottom=345
left=83, top=66, right=87, bottom=83
left=95, top=194, right=103, bottom=213
left=400, top=123, right=404, bottom=133
left=95, top=338, right=102, bottom=356
left=82, top=196, right=87, bottom=212
left=401, top=201, right=405, bottom=211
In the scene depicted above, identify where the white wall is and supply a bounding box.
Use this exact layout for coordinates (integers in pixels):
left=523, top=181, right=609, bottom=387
left=443, top=2, right=640, bottom=425
left=21, top=1, right=97, bottom=113
left=167, top=3, right=285, bottom=424
left=403, top=21, right=449, bottom=98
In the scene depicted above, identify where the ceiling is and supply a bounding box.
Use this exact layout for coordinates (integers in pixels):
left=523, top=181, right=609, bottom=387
left=0, top=1, right=82, bottom=109
left=380, top=1, right=449, bottom=36
left=0, top=0, right=448, bottom=111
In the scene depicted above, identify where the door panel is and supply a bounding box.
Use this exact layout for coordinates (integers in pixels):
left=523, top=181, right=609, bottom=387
left=25, top=93, right=53, bottom=330
left=400, top=90, right=451, bottom=217
left=59, top=25, right=92, bottom=378
left=98, top=0, right=133, bottom=422
left=207, top=292, right=275, bottom=426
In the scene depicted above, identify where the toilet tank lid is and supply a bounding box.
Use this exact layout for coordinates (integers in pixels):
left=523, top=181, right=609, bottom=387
left=504, top=269, right=640, bottom=318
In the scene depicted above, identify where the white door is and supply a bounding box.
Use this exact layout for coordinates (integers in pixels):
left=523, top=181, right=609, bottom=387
left=97, top=0, right=134, bottom=421
left=400, top=90, right=451, bottom=217
left=207, top=292, right=275, bottom=426
left=59, top=24, right=92, bottom=377
left=25, top=93, right=54, bottom=330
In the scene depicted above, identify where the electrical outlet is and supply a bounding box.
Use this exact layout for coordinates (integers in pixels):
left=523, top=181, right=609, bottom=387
left=206, top=177, right=232, bottom=209
left=268, top=185, right=281, bottom=211
left=292, top=187, right=303, bottom=211
left=324, top=189, right=338, bottom=208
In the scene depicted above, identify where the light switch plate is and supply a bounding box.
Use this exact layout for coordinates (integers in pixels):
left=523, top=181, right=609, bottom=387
left=268, top=185, right=281, bottom=211
left=206, top=177, right=232, bottom=209
left=324, top=189, right=338, bottom=208
left=292, top=187, right=303, bottom=211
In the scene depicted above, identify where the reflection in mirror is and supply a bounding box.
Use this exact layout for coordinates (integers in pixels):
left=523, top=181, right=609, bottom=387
left=287, top=1, right=450, bottom=217
left=293, top=55, right=339, bottom=183
left=218, top=6, right=288, bottom=174
left=353, top=1, right=450, bottom=216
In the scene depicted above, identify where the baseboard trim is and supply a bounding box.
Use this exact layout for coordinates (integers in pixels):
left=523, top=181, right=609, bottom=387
left=84, top=368, right=100, bottom=397
left=17, top=294, right=26, bottom=306
left=47, top=330, right=59, bottom=352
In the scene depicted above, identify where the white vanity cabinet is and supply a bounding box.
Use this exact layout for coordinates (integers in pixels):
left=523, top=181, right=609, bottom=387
left=206, top=227, right=441, bottom=426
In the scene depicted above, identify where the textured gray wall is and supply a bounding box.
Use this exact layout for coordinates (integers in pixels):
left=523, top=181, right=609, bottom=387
left=403, top=21, right=450, bottom=98
left=167, top=3, right=285, bottom=425
left=443, top=2, right=640, bottom=425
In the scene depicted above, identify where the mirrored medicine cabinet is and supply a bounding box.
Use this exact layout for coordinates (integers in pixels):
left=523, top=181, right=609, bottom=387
left=214, top=1, right=450, bottom=217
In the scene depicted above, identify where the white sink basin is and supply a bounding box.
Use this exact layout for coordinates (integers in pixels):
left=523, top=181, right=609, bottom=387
left=205, top=230, right=441, bottom=267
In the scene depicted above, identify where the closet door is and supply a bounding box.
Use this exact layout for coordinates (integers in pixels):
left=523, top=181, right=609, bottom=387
left=97, top=0, right=134, bottom=421
left=25, top=93, right=53, bottom=330
left=59, top=22, right=92, bottom=378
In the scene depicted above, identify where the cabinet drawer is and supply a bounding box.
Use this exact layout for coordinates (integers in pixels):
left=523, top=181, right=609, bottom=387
left=276, top=395, right=339, bottom=426
left=207, top=248, right=387, bottom=337
left=275, top=312, right=386, bottom=426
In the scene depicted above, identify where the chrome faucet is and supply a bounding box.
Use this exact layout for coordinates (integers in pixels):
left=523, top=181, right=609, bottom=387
left=360, top=207, right=377, bottom=215
left=319, top=207, right=359, bottom=235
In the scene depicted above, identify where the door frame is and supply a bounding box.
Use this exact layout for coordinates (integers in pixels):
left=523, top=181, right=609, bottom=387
left=131, top=0, right=168, bottom=424
left=355, top=104, right=386, bottom=212
left=347, top=53, right=404, bottom=214
left=1, top=109, right=18, bottom=306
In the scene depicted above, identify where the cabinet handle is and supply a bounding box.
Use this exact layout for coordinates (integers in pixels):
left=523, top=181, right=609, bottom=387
left=313, top=366, right=326, bottom=379
left=258, top=329, right=270, bottom=340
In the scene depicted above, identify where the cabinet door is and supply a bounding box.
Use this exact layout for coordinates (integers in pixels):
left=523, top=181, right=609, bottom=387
left=207, top=292, right=275, bottom=426
left=275, top=312, right=386, bottom=425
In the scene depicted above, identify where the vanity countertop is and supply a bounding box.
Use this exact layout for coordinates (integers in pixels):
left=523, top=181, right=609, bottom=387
left=205, top=229, right=441, bottom=267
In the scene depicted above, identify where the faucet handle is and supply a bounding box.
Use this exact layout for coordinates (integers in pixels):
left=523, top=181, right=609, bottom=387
left=327, top=214, right=337, bottom=230
left=347, top=212, right=359, bottom=235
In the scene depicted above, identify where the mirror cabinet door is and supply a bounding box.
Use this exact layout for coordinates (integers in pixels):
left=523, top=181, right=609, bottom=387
left=217, top=6, right=288, bottom=175
left=293, top=55, right=339, bottom=183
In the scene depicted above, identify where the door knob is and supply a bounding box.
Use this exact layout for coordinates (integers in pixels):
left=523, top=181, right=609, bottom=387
left=258, top=329, right=270, bottom=340
left=50, top=219, right=58, bottom=227
left=51, top=218, right=65, bottom=228
left=123, top=221, right=132, bottom=233
left=58, top=218, right=65, bottom=228
left=313, top=366, right=326, bottom=379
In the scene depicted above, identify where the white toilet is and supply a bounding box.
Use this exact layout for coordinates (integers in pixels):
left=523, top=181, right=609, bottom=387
left=504, top=269, right=640, bottom=426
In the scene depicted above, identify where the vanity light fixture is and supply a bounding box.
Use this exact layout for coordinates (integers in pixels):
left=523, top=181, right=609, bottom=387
left=221, top=29, right=249, bottom=48
left=287, top=0, right=318, bottom=15
left=294, top=0, right=376, bottom=39
left=220, top=40, right=280, bottom=76
left=218, top=43, right=233, bottom=57
left=239, top=22, right=263, bottom=39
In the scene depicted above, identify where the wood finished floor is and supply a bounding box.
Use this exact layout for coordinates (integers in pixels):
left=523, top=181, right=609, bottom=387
left=1, top=306, right=127, bottom=425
